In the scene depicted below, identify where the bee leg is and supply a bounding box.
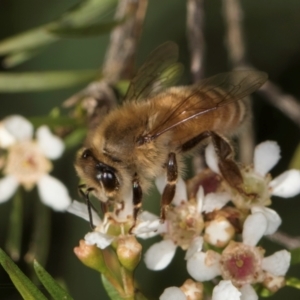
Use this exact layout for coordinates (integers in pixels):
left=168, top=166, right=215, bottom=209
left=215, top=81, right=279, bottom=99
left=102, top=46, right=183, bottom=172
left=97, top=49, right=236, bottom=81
left=161, top=152, right=178, bottom=221
left=209, top=132, right=244, bottom=187
left=181, top=131, right=253, bottom=197
left=129, top=178, right=143, bottom=234
left=210, top=132, right=256, bottom=198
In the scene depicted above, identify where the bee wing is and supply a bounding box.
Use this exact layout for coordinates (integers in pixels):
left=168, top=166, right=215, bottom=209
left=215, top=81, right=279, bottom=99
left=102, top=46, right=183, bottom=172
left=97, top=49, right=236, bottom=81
left=146, top=71, right=268, bottom=139
left=124, top=41, right=184, bottom=102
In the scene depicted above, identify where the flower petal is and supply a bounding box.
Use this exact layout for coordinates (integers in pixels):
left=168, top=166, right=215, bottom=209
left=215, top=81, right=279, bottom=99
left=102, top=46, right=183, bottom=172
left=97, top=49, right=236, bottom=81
left=212, top=280, right=241, bottom=300
left=0, top=124, right=16, bottom=148
left=67, top=200, right=101, bottom=224
left=240, top=284, right=258, bottom=300
left=160, top=287, right=186, bottom=300
left=36, top=126, right=65, bottom=159
left=242, top=212, right=267, bottom=246
left=205, top=142, right=220, bottom=174
left=3, top=115, right=33, bottom=141
left=155, top=176, right=187, bottom=206
left=187, top=251, right=221, bottom=282
left=202, top=192, right=231, bottom=213
left=196, top=186, right=204, bottom=213
left=37, top=174, right=71, bottom=211
left=85, top=231, right=114, bottom=249
left=134, top=211, right=167, bottom=239
left=0, top=175, right=19, bottom=203
left=185, top=236, right=203, bottom=260
left=262, top=250, right=291, bottom=276
left=251, top=206, right=281, bottom=235
left=254, top=141, right=280, bottom=176
left=144, top=240, right=177, bottom=270
left=269, top=169, right=300, bottom=198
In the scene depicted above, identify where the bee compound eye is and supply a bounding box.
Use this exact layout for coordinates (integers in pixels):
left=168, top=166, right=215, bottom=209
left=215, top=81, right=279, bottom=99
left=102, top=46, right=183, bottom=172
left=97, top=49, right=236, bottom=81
left=101, top=170, right=118, bottom=191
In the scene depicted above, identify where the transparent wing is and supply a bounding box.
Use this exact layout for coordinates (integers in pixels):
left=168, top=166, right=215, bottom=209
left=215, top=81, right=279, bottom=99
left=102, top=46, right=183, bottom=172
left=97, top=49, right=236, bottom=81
left=124, top=41, right=184, bottom=102
left=145, top=71, right=268, bottom=140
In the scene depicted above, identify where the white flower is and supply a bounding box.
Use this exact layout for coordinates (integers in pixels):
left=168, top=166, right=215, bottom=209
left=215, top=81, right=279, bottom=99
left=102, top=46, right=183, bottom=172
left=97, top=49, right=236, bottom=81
left=68, top=199, right=158, bottom=250
left=205, top=140, right=300, bottom=208
left=0, top=115, right=70, bottom=211
left=159, top=279, right=203, bottom=300
left=186, top=211, right=291, bottom=298
left=142, top=176, right=230, bottom=271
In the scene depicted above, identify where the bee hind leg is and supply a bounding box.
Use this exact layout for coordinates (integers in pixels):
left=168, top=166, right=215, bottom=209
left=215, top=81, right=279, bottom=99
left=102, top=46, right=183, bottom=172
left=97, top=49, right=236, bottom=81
left=161, top=152, right=178, bottom=221
left=181, top=131, right=253, bottom=197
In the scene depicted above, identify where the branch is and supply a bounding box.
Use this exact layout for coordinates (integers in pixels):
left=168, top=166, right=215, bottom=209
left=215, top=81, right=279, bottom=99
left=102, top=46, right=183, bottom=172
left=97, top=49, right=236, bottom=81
left=222, top=0, right=255, bottom=164
left=186, top=0, right=205, bottom=82
left=267, top=230, right=300, bottom=250
left=63, top=0, right=148, bottom=129
left=258, top=80, right=300, bottom=130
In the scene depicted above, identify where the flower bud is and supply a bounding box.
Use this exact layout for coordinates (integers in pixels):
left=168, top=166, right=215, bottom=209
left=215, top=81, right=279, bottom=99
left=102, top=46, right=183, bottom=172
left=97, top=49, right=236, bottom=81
left=74, top=239, right=106, bottom=273
left=116, top=236, right=142, bottom=271
left=180, top=279, right=203, bottom=300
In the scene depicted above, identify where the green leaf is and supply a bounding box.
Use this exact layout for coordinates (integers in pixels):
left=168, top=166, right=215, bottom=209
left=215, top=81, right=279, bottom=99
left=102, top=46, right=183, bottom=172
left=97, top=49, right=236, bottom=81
left=29, top=116, right=79, bottom=128
left=64, top=128, right=87, bottom=150
left=0, top=0, right=118, bottom=66
left=24, top=200, right=51, bottom=267
left=0, top=70, right=99, bottom=92
left=290, top=143, right=300, bottom=169
left=286, top=277, right=300, bottom=289
left=2, top=47, right=47, bottom=68
left=48, top=20, right=123, bottom=38
left=0, top=248, right=47, bottom=300
left=33, top=260, right=74, bottom=300
left=5, top=189, right=23, bottom=261
left=102, top=274, right=125, bottom=300
left=290, top=247, right=300, bottom=265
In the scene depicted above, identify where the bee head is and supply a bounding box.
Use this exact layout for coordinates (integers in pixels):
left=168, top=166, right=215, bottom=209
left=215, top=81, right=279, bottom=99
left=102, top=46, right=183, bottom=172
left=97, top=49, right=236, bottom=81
left=75, top=148, right=119, bottom=200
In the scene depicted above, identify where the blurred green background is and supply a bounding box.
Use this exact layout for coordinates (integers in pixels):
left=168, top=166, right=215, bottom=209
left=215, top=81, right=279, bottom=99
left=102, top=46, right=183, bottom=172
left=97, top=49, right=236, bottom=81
left=0, top=0, right=300, bottom=299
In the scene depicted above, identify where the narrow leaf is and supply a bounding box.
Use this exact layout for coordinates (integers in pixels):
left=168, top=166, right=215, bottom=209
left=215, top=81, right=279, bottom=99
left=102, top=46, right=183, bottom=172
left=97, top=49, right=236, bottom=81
left=48, top=20, right=123, bottom=38
left=290, top=143, right=300, bottom=169
left=3, top=47, right=46, bottom=68
left=290, top=247, right=300, bottom=265
left=5, top=189, right=23, bottom=261
left=24, top=200, right=51, bottom=267
left=34, top=260, right=74, bottom=300
left=0, top=70, right=98, bottom=92
left=29, top=116, right=79, bottom=128
left=286, top=277, right=300, bottom=289
left=64, top=128, right=87, bottom=150
left=0, top=248, right=47, bottom=300
left=0, top=0, right=117, bottom=65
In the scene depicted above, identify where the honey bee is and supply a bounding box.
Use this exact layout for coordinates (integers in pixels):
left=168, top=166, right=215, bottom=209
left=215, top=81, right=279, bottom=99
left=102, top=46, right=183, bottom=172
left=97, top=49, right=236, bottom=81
left=75, top=42, right=268, bottom=228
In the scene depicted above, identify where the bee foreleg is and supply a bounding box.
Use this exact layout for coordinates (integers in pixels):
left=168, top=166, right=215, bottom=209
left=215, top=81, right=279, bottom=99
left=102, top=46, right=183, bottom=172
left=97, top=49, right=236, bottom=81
left=129, top=178, right=143, bottom=234
left=78, top=186, right=96, bottom=230
left=161, top=152, right=178, bottom=220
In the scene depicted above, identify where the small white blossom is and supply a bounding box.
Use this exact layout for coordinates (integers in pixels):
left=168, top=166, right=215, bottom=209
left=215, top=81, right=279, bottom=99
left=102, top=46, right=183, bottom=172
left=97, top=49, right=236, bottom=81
left=186, top=211, right=291, bottom=298
left=205, top=140, right=300, bottom=207
left=143, top=176, right=232, bottom=271
left=0, top=115, right=70, bottom=211
left=68, top=200, right=158, bottom=250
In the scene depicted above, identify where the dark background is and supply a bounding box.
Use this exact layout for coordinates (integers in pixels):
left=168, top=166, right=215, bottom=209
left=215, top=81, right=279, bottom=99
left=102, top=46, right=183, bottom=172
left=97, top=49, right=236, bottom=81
left=0, top=0, right=300, bottom=299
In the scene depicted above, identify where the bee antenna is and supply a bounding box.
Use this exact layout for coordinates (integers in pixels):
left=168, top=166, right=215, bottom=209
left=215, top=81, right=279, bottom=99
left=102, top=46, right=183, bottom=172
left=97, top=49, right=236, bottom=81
left=78, top=185, right=96, bottom=230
